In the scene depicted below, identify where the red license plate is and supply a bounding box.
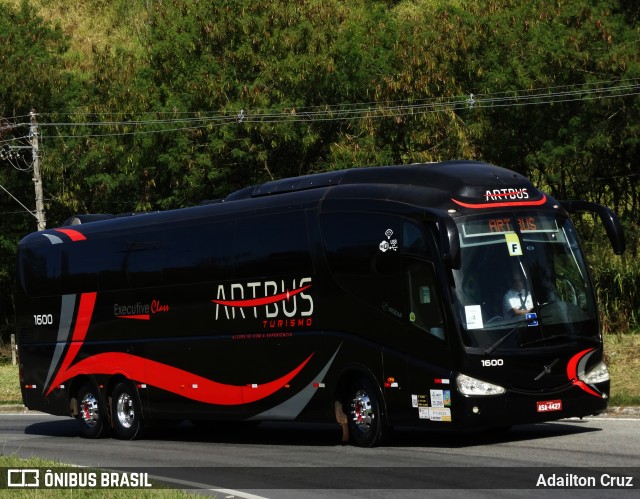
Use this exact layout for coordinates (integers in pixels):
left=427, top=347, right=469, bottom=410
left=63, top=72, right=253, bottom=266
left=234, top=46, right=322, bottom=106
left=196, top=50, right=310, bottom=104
left=536, top=399, right=562, bottom=412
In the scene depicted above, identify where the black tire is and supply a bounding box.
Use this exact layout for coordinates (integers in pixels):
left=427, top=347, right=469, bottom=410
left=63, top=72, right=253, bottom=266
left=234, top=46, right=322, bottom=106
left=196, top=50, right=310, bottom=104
left=111, top=381, right=144, bottom=440
left=345, top=376, right=385, bottom=447
left=77, top=381, right=109, bottom=439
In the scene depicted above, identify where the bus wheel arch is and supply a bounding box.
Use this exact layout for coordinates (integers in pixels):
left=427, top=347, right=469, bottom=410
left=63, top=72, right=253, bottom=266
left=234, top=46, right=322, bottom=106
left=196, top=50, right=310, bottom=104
left=74, top=377, right=109, bottom=439
left=334, top=368, right=388, bottom=447
left=110, top=379, right=144, bottom=440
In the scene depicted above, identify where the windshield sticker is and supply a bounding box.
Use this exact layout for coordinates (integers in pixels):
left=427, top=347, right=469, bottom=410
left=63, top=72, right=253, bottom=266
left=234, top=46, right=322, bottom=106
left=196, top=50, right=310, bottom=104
left=379, top=228, right=398, bottom=253
left=465, top=305, right=484, bottom=330
left=443, top=390, right=451, bottom=407
left=415, top=394, right=429, bottom=419
left=429, top=407, right=452, bottom=422
left=526, top=312, right=539, bottom=326
left=415, top=391, right=452, bottom=421
left=505, top=233, right=523, bottom=256
left=430, top=389, right=444, bottom=408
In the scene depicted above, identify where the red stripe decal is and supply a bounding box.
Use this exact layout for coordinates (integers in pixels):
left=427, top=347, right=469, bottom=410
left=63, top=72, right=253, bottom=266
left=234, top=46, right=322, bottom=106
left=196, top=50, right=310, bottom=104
left=116, top=315, right=151, bottom=321
left=46, top=292, right=97, bottom=396
left=54, top=228, right=87, bottom=241
left=566, top=348, right=602, bottom=398
left=571, top=379, right=602, bottom=398
left=56, top=352, right=314, bottom=405
left=212, top=284, right=312, bottom=308
left=451, top=195, right=547, bottom=209
left=566, top=348, right=594, bottom=381
left=44, top=290, right=314, bottom=405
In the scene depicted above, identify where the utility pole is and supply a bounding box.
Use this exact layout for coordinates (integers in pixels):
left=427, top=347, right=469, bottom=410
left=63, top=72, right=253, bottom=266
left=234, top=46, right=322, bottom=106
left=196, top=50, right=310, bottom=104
left=30, top=110, right=46, bottom=231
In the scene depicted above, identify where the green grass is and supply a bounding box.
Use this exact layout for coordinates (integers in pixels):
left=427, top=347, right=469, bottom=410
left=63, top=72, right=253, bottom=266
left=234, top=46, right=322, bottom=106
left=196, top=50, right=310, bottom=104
left=604, top=333, right=640, bottom=406
left=0, top=361, right=22, bottom=405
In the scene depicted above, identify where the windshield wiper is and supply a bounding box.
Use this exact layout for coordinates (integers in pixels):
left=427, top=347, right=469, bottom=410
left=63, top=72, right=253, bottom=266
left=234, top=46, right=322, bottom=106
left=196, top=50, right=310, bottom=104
left=483, top=318, right=534, bottom=355
left=519, top=334, right=600, bottom=348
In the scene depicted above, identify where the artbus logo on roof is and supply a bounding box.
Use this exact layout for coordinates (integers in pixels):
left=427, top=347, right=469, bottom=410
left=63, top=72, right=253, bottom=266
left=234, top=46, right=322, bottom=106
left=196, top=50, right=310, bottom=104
left=212, top=277, right=314, bottom=322
left=485, top=188, right=530, bottom=201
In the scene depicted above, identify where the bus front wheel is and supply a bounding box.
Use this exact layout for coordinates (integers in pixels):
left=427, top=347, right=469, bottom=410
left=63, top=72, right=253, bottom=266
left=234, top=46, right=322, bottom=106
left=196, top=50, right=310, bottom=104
left=111, top=381, right=144, bottom=440
left=346, top=376, right=385, bottom=447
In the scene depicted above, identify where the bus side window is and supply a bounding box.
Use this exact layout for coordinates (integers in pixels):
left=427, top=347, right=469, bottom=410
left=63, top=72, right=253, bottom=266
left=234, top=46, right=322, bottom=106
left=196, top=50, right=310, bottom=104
left=20, top=246, right=61, bottom=297
left=402, top=221, right=445, bottom=340
left=163, top=221, right=234, bottom=284
left=407, top=260, right=445, bottom=340
left=403, top=220, right=428, bottom=253
left=235, top=212, right=312, bottom=278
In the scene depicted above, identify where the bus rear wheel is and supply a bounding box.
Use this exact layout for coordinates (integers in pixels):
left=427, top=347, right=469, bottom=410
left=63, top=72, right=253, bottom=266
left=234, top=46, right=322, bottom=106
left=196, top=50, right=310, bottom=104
left=77, top=381, right=108, bottom=439
left=111, top=381, right=144, bottom=440
left=346, top=376, right=385, bottom=447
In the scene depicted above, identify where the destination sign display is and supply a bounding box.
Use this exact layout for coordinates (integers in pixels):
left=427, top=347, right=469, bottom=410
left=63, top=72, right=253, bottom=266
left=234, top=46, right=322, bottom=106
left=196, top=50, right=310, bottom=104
left=462, top=216, right=558, bottom=237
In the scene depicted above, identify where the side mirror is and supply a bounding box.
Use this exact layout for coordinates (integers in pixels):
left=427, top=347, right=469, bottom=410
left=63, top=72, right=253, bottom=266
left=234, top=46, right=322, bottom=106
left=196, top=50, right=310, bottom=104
left=560, top=200, right=626, bottom=255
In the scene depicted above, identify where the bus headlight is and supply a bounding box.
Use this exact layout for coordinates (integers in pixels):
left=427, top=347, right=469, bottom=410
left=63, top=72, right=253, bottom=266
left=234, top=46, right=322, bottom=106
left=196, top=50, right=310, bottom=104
left=580, top=360, right=610, bottom=384
left=456, top=373, right=506, bottom=396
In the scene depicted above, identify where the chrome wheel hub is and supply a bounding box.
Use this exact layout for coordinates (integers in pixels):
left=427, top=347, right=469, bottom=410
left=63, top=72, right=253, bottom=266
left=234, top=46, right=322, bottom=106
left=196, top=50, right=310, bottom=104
left=80, top=393, right=99, bottom=427
left=116, top=393, right=135, bottom=429
left=351, top=389, right=374, bottom=433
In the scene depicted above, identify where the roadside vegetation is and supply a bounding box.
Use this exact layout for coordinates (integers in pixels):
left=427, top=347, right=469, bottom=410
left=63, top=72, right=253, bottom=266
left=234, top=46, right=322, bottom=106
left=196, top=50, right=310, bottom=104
left=604, top=333, right=640, bottom=406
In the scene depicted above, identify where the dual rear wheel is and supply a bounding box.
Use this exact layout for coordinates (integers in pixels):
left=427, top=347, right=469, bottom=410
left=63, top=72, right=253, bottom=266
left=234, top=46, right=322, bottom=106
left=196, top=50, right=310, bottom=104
left=77, top=380, right=143, bottom=440
left=78, top=375, right=386, bottom=446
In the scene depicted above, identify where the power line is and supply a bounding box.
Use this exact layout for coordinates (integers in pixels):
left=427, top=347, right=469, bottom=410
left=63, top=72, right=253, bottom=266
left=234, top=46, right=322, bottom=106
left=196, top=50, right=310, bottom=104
left=0, top=182, right=37, bottom=221
left=0, top=135, right=32, bottom=145
left=48, top=83, right=640, bottom=138
left=36, top=77, right=640, bottom=118
left=1, top=78, right=636, bottom=140
left=0, top=113, right=44, bottom=228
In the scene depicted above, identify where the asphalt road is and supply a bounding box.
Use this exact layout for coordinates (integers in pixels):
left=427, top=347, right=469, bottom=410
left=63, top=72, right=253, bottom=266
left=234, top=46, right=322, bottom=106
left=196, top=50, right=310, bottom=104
left=1, top=412, right=639, bottom=498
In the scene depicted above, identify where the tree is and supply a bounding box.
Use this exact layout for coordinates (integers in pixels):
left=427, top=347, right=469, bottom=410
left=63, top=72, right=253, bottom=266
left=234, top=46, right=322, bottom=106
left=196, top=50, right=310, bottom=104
left=0, top=0, right=71, bottom=338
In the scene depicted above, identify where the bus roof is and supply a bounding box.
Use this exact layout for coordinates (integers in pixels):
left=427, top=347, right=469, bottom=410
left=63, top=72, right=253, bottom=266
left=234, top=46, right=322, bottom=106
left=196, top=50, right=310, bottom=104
left=21, top=161, right=551, bottom=247
left=225, top=160, right=541, bottom=204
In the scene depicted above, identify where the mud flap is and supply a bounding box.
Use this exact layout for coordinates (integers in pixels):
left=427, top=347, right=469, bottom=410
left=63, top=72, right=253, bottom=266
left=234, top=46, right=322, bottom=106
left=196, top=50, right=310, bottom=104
left=334, top=400, right=349, bottom=443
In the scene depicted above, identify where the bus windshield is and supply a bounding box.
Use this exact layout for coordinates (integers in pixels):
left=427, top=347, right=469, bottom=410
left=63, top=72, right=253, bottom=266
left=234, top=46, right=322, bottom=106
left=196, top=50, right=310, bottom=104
left=452, top=212, right=599, bottom=352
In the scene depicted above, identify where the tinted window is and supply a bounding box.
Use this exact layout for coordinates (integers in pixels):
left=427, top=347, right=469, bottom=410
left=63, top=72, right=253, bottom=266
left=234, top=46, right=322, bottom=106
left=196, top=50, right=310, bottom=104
left=61, top=240, right=99, bottom=293
left=321, top=213, right=436, bottom=315
left=123, top=237, right=164, bottom=288
left=96, top=235, right=129, bottom=291
left=321, top=212, right=445, bottom=338
left=321, top=212, right=403, bottom=274
left=235, top=212, right=312, bottom=278
left=19, top=245, right=61, bottom=297
left=163, top=220, right=233, bottom=284
left=79, top=231, right=162, bottom=291
left=407, top=258, right=445, bottom=340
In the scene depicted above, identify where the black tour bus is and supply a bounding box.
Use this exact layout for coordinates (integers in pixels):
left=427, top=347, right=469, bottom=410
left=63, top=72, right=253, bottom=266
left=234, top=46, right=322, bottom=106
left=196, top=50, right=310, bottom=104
left=16, top=160, right=625, bottom=446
